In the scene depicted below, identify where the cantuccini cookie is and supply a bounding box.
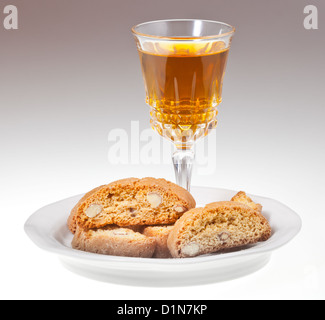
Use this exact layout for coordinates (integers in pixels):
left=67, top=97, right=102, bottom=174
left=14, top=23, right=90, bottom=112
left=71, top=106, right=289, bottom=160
left=72, top=225, right=156, bottom=258
left=142, top=225, right=174, bottom=258
left=167, top=201, right=271, bottom=258
left=68, top=178, right=196, bottom=233
left=231, top=191, right=263, bottom=212
left=68, top=185, right=104, bottom=234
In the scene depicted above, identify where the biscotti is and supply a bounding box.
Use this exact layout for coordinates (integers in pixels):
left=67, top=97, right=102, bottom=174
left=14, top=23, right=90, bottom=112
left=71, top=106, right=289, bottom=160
left=68, top=185, right=104, bottom=234
left=68, top=178, right=196, bottom=233
left=231, top=191, right=263, bottom=212
left=167, top=201, right=272, bottom=258
left=142, top=225, right=174, bottom=258
left=72, top=225, right=156, bottom=258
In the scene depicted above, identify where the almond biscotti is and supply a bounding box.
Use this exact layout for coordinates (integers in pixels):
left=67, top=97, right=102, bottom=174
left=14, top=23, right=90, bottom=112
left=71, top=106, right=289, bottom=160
left=68, top=178, right=196, bottom=233
left=231, top=191, right=263, bottom=212
left=142, top=225, right=174, bottom=258
left=167, top=201, right=271, bottom=258
left=72, top=226, right=156, bottom=258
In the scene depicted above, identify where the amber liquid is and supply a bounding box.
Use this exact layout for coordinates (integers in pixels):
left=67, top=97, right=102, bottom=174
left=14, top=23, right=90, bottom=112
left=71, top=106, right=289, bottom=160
left=139, top=44, right=229, bottom=147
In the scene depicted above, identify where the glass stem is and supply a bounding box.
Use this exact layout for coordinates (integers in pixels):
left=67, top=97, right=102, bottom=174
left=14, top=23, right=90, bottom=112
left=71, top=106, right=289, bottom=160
left=172, top=148, right=195, bottom=192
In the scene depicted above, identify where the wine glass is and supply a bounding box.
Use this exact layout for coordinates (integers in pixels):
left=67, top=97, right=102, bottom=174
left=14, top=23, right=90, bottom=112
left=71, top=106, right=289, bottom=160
left=132, top=19, right=235, bottom=191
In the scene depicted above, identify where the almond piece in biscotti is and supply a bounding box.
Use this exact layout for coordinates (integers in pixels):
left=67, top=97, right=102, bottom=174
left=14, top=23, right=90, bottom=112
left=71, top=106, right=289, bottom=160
left=112, top=230, right=129, bottom=236
left=181, top=242, right=201, bottom=257
left=147, top=192, right=163, bottom=208
left=218, top=232, right=231, bottom=243
left=173, top=205, right=187, bottom=213
left=85, top=204, right=103, bottom=218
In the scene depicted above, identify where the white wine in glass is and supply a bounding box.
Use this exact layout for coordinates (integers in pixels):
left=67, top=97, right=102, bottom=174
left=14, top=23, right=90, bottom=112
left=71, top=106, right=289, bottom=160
left=132, top=19, right=235, bottom=191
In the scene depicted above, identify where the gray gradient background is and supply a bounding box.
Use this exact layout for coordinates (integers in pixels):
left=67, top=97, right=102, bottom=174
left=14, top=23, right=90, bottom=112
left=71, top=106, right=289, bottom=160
left=1, top=0, right=324, bottom=299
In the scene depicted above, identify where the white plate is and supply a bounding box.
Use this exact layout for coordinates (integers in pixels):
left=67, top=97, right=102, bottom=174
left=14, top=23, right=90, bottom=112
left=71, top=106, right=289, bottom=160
left=24, top=186, right=302, bottom=287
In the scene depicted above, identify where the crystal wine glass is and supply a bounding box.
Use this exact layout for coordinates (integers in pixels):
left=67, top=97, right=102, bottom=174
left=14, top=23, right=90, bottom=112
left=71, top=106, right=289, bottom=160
left=132, top=19, right=235, bottom=191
